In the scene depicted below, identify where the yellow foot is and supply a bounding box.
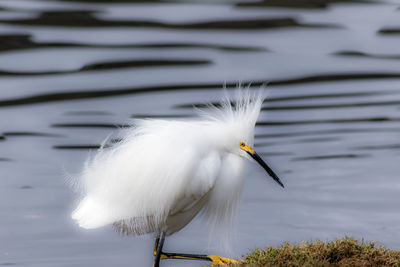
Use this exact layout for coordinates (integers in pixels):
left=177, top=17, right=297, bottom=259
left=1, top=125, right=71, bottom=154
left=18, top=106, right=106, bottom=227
left=208, top=255, right=242, bottom=266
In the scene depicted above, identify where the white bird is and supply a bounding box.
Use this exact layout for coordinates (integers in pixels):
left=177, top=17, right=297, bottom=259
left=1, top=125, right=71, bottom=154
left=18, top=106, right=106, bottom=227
left=71, top=89, right=284, bottom=266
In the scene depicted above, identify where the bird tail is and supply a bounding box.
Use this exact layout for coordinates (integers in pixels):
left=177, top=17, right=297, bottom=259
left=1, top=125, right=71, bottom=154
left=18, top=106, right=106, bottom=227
left=71, top=196, right=111, bottom=229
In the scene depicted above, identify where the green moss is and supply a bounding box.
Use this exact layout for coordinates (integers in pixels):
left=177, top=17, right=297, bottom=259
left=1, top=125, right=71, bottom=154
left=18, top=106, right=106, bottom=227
left=216, top=237, right=400, bottom=266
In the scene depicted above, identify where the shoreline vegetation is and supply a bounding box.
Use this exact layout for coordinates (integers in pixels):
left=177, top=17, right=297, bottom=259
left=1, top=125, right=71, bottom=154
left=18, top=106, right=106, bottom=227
left=212, top=237, right=400, bottom=266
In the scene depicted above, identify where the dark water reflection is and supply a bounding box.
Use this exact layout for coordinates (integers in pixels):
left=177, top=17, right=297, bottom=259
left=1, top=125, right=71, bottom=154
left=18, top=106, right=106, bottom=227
left=334, top=50, right=400, bottom=60
left=1, top=76, right=400, bottom=108
left=0, top=9, right=339, bottom=29
left=0, top=0, right=400, bottom=266
left=0, top=59, right=212, bottom=76
left=235, top=0, right=379, bottom=9
left=0, top=34, right=267, bottom=53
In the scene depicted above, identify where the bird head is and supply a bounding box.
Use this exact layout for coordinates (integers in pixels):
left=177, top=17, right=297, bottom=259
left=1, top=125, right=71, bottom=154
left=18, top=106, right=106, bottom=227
left=238, top=140, right=284, bottom=188
left=202, top=89, right=284, bottom=188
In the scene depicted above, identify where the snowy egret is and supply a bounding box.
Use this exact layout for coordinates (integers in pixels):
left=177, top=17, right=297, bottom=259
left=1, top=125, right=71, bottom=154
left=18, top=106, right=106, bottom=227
left=71, top=89, right=284, bottom=266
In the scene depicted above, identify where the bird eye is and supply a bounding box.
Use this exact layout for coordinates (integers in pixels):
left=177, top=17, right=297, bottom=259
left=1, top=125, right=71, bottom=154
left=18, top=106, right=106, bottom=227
left=240, top=142, right=245, bottom=147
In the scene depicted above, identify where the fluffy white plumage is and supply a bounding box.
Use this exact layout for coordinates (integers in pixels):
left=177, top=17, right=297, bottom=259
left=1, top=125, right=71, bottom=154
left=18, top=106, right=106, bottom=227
left=71, top=89, right=264, bottom=236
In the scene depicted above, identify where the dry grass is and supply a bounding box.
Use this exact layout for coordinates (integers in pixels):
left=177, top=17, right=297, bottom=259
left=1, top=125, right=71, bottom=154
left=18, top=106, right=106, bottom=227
left=216, top=237, right=400, bottom=267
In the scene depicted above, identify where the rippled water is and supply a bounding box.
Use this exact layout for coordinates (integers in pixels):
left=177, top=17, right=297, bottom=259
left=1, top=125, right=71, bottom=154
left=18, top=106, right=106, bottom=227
left=1, top=0, right=400, bottom=266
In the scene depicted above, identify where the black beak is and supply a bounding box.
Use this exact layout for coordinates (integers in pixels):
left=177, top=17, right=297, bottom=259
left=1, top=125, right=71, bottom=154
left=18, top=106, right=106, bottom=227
left=247, top=151, right=284, bottom=188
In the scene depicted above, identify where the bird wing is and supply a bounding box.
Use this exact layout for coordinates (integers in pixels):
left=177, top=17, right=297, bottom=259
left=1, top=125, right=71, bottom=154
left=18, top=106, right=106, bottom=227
left=72, top=121, right=221, bottom=234
left=169, top=149, right=222, bottom=215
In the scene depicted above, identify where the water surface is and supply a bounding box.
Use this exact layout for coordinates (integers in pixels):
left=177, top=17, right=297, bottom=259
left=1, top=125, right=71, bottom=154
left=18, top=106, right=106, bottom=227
left=0, top=0, right=400, bottom=266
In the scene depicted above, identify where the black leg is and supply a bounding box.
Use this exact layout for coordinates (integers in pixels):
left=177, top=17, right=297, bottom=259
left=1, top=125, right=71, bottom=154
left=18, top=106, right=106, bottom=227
left=153, top=231, right=165, bottom=267
left=158, top=252, right=239, bottom=264
left=152, top=231, right=240, bottom=266
left=153, top=236, right=160, bottom=256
